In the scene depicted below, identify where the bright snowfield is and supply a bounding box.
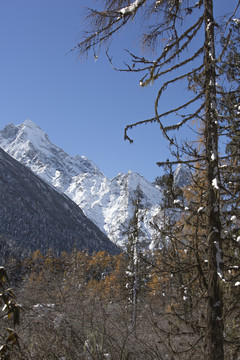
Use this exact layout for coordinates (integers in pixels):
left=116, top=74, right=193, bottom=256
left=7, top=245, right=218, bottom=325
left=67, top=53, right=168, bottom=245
left=0, top=119, right=184, bottom=247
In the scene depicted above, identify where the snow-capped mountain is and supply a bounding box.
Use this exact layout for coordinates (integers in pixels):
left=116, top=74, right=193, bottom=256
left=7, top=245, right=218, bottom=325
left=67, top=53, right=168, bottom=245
left=174, top=163, right=192, bottom=189
left=0, top=119, right=101, bottom=191
left=0, top=146, right=119, bottom=263
left=0, top=120, right=164, bottom=246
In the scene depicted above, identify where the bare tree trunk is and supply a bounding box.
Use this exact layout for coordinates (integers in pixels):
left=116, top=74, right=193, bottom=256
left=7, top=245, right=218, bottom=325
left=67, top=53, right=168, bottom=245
left=132, top=238, right=138, bottom=330
left=204, top=1, right=224, bottom=359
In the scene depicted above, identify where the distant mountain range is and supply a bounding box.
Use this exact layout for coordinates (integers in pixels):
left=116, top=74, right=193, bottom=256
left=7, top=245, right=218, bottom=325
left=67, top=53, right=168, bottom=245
left=0, top=120, right=190, bottom=248
left=0, top=146, right=119, bottom=263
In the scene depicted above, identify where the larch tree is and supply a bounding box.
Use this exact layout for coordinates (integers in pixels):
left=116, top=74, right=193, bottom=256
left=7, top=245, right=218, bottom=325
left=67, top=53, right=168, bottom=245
left=76, top=1, right=240, bottom=359
left=218, top=19, right=240, bottom=358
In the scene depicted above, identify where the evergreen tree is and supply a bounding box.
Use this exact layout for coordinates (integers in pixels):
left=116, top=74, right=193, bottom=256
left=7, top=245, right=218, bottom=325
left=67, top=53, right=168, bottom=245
left=155, top=164, right=183, bottom=209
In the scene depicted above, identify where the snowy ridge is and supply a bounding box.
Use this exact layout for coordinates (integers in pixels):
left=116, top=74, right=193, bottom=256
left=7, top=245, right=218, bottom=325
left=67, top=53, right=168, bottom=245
left=0, top=147, right=119, bottom=261
left=0, top=120, right=164, bottom=246
left=174, top=163, right=192, bottom=188
left=0, top=120, right=101, bottom=191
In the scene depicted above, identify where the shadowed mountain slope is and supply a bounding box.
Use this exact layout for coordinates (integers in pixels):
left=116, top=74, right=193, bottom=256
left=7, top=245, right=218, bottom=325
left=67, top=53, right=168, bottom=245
left=0, top=147, right=119, bottom=263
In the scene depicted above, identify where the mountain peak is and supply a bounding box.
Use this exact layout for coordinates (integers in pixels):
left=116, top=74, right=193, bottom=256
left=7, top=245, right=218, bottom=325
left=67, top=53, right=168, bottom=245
left=0, top=119, right=49, bottom=152
left=0, top=120, right=102, bottom=187
left=20, top=119, right=50, bottom=146
left=23, top=118, right=40, bottom=128
left=0, top=120, right=163, bottom=246
left=173, top=164, right=192, bottom=188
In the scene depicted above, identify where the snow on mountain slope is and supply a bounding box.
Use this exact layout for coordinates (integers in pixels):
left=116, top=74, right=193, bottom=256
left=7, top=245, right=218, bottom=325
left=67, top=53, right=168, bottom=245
left=174, top=163, right=192, bottom=188
left=0, top=120, right=101, bottom=190
left=0, top=147, right=119, bottom=262
left=0, top=120, right=163, bottom=246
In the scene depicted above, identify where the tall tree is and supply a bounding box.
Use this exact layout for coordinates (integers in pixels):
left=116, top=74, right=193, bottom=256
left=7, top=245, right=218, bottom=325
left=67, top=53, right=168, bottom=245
left=77, top=1, right=240, bottom=359
left=218, top=19, right=240, bottom=358
left=125, top=186, right=145, bottom=330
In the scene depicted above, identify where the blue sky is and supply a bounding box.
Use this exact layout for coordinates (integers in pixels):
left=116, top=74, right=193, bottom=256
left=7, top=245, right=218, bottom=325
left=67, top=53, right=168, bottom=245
left=0, top=1, right=236, bottom=182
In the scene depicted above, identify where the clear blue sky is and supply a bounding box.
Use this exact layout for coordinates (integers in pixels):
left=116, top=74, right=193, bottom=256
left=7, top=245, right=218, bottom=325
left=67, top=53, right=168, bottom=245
left=0, top=1, right=235, bottom=182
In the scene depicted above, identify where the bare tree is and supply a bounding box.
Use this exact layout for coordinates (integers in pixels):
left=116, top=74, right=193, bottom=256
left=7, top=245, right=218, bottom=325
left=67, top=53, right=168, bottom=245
left=76, top=1, right=240, bottom=359
left=0, top=267, right=21, bottom=359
